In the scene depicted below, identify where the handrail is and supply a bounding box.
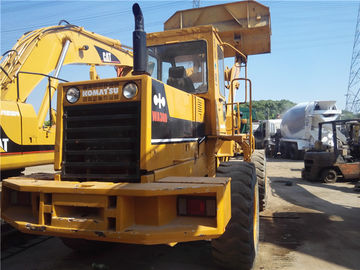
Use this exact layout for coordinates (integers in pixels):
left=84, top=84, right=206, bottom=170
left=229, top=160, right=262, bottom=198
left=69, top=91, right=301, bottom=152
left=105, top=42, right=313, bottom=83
left=16, top=71, right=68, bottom=126
left=220, top=42, right=247, bottom=63
left=228, top=77, right=253, bottom=151
left=16, top=70, right=68, bottom=100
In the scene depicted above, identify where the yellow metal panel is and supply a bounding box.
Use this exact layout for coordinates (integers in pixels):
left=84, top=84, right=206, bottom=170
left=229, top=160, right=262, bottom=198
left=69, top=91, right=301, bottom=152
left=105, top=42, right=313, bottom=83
left=134, top=196, right=176, bottom=226
left=0, top=101, right=22, bottom=146
left=134, top=197, right=159, bottom=225
left=5, top=218, right=221, bottom=245
left=54, top=83, right=66, bottom=170
left=51, top=216, right=106, bottom=231
left=2, top=178, right=226, bottom=197
left=153, top=157, right=195, bottom=180
left=116, top=196, right=135, bottom=231
left=18, top=103, right=40, bottom=145
left=39, top=193, right=45, bottom=225
left=52, top=194, right=107, bottom=207
left=164, top=1, right=271, bottom=56
left=215, top=174, right=231, bottom=231
left=140, top=76, right=152, bottom=177
left=0, top=102, right=54, bottom=170
left=1, top=152, right=54, bottom=171
left=217, top=140, right=235, bottom=157
left=165, top=85, right=193, bottom=121
left=140, top=76, right=207, bottom=173
left=1, top=176, right=230, bottom=245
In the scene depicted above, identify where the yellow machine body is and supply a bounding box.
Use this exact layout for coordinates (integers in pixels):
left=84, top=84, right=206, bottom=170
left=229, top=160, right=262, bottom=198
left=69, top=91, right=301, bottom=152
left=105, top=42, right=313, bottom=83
left=0, top=25, right=133, bottom=172
left=2, top=1, right=270, bottom=246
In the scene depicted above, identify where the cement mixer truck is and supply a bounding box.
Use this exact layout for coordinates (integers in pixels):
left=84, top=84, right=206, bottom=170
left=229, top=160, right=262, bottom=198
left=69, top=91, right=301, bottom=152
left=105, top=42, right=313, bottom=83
left=279, top=101, right=341, bottom=159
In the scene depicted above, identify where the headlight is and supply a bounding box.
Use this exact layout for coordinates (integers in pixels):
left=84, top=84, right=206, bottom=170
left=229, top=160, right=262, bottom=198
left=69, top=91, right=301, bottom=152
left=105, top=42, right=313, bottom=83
left=66, top=87, right=80, bottom=103
left=123, top=82, right=138, bottom=99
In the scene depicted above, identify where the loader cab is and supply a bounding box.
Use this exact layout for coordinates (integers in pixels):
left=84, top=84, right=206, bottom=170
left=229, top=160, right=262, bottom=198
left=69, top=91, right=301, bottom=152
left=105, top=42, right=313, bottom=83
left=147, top=40, right=208, bottom=94
left=147, top=26, right=228, bottom=135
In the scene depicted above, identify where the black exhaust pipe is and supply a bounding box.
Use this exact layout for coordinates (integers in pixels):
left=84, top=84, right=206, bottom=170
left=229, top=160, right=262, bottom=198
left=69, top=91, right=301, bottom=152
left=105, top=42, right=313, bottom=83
left=132, top=3, right=148, bottom=75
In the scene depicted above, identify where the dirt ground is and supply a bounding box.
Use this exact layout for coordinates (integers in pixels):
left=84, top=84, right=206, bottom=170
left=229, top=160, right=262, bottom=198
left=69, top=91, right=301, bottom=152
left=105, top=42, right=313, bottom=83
left=2, top=159, right=360, bottom=270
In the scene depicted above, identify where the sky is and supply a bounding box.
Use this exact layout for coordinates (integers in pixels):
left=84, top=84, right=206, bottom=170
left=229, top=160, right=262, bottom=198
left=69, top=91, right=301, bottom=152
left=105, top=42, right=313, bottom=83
left=1, top=0, right=359, bottom=112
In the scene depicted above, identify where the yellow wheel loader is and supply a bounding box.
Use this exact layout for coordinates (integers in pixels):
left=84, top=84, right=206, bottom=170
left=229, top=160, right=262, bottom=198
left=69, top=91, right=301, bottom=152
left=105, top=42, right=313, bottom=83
left=0, top=22, right=133, bottom=178
left=1, top=1, right=271, bottom=269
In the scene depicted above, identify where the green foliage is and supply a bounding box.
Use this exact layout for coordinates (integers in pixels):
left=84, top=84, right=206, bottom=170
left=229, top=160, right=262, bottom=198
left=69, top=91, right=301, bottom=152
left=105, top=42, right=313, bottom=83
left=340, top=110, right=360, bottom=120
left=238, top=100, right=296, bottom=120
left=44, top=120, right=51, bottom=127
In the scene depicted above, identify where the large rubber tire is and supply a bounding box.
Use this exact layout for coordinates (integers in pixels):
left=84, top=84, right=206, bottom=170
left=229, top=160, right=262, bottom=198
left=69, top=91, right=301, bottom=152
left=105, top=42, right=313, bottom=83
left=280, top=143, right=289, bottom=159
left=321, top=168, right=337, bottom=183
left=212, top=161, right=259, bottom=270
left=251, top=150, right=268, bottom=212
left=289, top=143, right=299, bottom=160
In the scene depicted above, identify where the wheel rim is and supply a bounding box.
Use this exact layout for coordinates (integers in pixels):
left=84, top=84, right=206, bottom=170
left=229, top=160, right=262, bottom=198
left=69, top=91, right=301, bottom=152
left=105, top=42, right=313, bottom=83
left=327, top=172, right=336, bottom=181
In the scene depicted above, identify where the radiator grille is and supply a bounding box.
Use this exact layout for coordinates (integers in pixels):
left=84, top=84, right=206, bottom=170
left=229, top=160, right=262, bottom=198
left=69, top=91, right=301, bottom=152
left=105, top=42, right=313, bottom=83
left=62, top=102, right=140, bottom=182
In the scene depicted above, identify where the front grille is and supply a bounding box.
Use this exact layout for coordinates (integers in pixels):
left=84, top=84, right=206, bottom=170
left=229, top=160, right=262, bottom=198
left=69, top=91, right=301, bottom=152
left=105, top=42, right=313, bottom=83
left=62, top=102, right=140, bottom=182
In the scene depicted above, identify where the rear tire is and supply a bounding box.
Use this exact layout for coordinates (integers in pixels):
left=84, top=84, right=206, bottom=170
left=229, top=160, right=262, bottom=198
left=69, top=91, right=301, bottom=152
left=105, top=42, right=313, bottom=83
left=289, top=144, right=298, bottom=160
left=321, top=169, right=337, bottom=183
left=212, top=161, right=259, bottom=270
left=251, top=150, right=268, bottom=211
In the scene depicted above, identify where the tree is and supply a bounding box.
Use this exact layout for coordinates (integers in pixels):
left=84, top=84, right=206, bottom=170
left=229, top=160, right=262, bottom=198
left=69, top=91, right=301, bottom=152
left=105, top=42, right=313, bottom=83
left=341, top=110, right=360, bottom=119
left=238, top=100, right=296, bottom=121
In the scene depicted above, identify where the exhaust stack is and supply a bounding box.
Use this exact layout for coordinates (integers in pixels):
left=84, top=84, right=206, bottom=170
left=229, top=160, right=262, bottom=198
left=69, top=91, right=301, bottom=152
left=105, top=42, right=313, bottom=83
left=132, top=3, right=148, bottom=75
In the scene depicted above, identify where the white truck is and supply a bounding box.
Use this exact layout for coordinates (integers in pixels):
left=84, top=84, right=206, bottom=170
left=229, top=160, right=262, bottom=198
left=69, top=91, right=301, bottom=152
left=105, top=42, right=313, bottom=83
left=254, top=119, right=282, bottom=157
left=279, top=101, right=341, bottom=159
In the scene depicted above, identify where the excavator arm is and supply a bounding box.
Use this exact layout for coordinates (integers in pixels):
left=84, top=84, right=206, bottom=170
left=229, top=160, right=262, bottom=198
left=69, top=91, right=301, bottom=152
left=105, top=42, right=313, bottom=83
left=0, top=23, right=133, bottom=172
left=1, top=23, right=133, bottom=102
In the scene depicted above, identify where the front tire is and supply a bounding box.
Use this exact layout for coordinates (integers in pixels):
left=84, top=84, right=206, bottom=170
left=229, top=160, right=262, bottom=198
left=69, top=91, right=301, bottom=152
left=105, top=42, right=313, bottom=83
left=212, top=161, right=259, bottom=270
left=321, top=168, right=337, bottom=183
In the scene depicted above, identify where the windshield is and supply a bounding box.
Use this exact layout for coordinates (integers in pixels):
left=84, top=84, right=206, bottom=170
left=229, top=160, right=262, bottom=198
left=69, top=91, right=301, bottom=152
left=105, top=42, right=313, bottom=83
left=147, top=40, right=208, bottom=94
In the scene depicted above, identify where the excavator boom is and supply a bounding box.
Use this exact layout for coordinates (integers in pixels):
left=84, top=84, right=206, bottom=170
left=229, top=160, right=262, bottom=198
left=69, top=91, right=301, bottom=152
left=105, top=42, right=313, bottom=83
left=1, top=23, right=133, bottom=101
left=0, top=23, right=133, bottom=173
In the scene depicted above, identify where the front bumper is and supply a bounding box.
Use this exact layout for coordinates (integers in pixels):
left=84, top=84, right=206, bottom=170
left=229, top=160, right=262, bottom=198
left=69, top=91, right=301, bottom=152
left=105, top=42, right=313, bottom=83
left=1, top=176, right=231, bottom=245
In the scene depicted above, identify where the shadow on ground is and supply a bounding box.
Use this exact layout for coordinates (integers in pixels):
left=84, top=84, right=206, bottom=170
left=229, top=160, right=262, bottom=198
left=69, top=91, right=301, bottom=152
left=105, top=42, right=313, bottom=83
left=265, top=162, right=360, bottom=270
left=49, top=239, right=218, bottom=270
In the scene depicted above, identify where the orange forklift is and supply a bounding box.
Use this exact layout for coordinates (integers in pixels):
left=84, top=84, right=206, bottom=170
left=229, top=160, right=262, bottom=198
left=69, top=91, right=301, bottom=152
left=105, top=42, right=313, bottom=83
left=302, top=119, right=360, bottom=183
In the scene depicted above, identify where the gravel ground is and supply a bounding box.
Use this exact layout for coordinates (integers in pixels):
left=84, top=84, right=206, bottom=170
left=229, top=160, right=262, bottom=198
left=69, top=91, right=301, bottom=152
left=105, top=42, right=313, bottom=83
left=2, top=159, right=360, bottom=270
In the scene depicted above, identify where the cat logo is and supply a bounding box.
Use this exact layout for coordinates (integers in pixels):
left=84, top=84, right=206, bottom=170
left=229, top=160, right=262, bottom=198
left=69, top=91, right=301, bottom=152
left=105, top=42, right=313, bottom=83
left=102, top=52, right=112, bottom=62
left=0, top=138, right=9, bottom=152
left=94, top=46, right=120, bottom=64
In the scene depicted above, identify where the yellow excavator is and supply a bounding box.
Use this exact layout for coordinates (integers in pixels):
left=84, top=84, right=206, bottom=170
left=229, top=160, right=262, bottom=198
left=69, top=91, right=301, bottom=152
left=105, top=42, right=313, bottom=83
left=2, top=2, right=270, bottom=269
left=0, top=22, right=133, bottom=178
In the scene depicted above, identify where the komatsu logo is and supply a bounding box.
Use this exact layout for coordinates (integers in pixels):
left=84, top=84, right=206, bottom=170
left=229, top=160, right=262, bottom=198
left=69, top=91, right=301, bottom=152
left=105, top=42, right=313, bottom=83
left=153, top=93, right=166, bottom=109
left=82, top=87, right=119, bottom=97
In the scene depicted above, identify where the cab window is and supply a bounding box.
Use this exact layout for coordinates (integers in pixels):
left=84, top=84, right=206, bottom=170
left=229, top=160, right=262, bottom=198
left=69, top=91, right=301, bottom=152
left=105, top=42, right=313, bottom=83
left=148, top=40, right=208, bottom=94
left=217, top=45, right=225, bottom=97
